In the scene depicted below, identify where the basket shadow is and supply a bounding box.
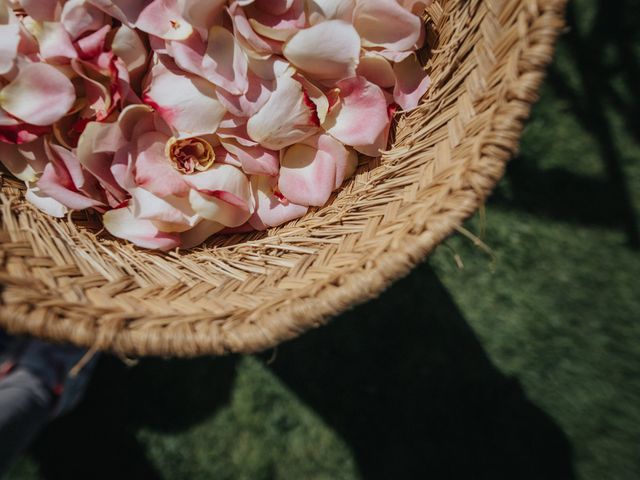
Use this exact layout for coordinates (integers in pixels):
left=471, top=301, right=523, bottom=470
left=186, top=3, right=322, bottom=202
left=29, top=355, right=238, bottom=480
left=263, top=263, right=576, bottom=480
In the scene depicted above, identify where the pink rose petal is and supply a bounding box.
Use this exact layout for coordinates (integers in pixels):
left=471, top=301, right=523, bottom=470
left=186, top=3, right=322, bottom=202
left=0, top=24, right=20, bottom=75
left=167, top=27, right=250, bottom=95
left=37, top=22, right=78, bottom=60
left=354, top=0, right=423, bottom=52
left=103, top=205, right=181, bottom=250
left=278, top=142, right=335, bottom=207
left=324, top=76, right=389, bottom=147
left=144, top=59, right=226, bottom=138
left=20, top=0, right=61, bottom=21
left=307, top=0, right=355, bottom=24
left=136, top=0, right=193, bottom=40
left=283, top=19, right=360, bottom=82
left=0, top=63, right=76, bottom=126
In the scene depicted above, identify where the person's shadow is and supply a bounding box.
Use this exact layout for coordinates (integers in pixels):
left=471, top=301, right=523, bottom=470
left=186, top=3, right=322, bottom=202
left=25, top=261, right=575, bottom=480
left=29, top=354, right=238, bottom=480
left=262, top=263, right=576, bottom=479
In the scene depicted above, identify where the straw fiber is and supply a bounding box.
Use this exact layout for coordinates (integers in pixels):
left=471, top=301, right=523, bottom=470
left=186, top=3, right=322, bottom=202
left=0, top=0, right=567, bottom=357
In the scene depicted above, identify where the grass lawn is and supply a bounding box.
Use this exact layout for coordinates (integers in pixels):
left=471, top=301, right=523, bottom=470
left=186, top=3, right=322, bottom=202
left=6, top=0, right=640, bottom=478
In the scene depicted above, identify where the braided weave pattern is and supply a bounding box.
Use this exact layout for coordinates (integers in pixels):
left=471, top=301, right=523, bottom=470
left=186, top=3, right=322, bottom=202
left=0, top=0, right=567, bottom=356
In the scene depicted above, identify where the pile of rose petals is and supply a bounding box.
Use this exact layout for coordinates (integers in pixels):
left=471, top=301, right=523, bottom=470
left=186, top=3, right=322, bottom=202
left=0, top=0, right=432, bottom=250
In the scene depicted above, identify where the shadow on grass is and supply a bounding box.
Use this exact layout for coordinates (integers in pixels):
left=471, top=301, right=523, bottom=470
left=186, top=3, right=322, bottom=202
left=264, top=263, right=576, bottom=480
left=29, top=355, right=238, bottom=480
left=494, top=161, right=635, bottom=231
left=498, top=0, right=640, bottom=248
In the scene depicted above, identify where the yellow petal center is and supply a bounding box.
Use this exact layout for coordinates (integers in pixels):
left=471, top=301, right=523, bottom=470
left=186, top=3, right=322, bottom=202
left=166, top=137, right=215, bottom=175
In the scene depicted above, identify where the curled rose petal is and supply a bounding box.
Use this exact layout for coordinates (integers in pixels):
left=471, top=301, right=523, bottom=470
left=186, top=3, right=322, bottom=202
left=0, top=63, right=76, bottom=126
left=103, top=205, right=181, bottom=250
left=76, top=118, right=134, bottom=201
left=37, top=142, right=105, bottom=210
left=393, top=53, right=431, bottom=110
left=0, top=147, right=37, bottom=182
left=357, top=51, right=396, bottom=89
left=188, top=189, right=252, bottom=227
left=228, top=1, right=280, bottom=56
left=249, top=174, right=308, bottom=229
left=117, top=104, right=159, bottom=142
left=219, top=138, right=280, bottom=176
left=217, top=119, right=280, bottom=175
left=324, top=76, right=389, bottom=147
left=130, top=187, right=197, bottom=231
left=37, top=163, right=103, bottom=210
left=111, top=25, right=148, bottom=78
left=246, top=75, right=319, bottom=150
left=246, top=0, right=305, bottom=42
left=185, top=164, right=254, bottom=227
left=87, top=0, right=147, bottom=27
left=354, top=0, right=423, bottom=52
left=61, top=0, right=106, bottom=39
left=0, top=140, right=47, bottom=182
left=184, top=163, right=253, bottom=202
left=25, top=184, right=68, bottom=218
left=74, top=24, right=111, bottom=60
left=70, top=58, right=115, bottom=121
left=295, top=74, right=329, bottom=123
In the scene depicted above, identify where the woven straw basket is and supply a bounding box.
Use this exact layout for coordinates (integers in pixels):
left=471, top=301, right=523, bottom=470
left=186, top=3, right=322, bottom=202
left=0, top=0, right=566, bottom=357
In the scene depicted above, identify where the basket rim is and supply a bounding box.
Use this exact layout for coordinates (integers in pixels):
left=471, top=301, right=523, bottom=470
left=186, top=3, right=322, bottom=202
left=0, top=0, right=568, bottom=356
